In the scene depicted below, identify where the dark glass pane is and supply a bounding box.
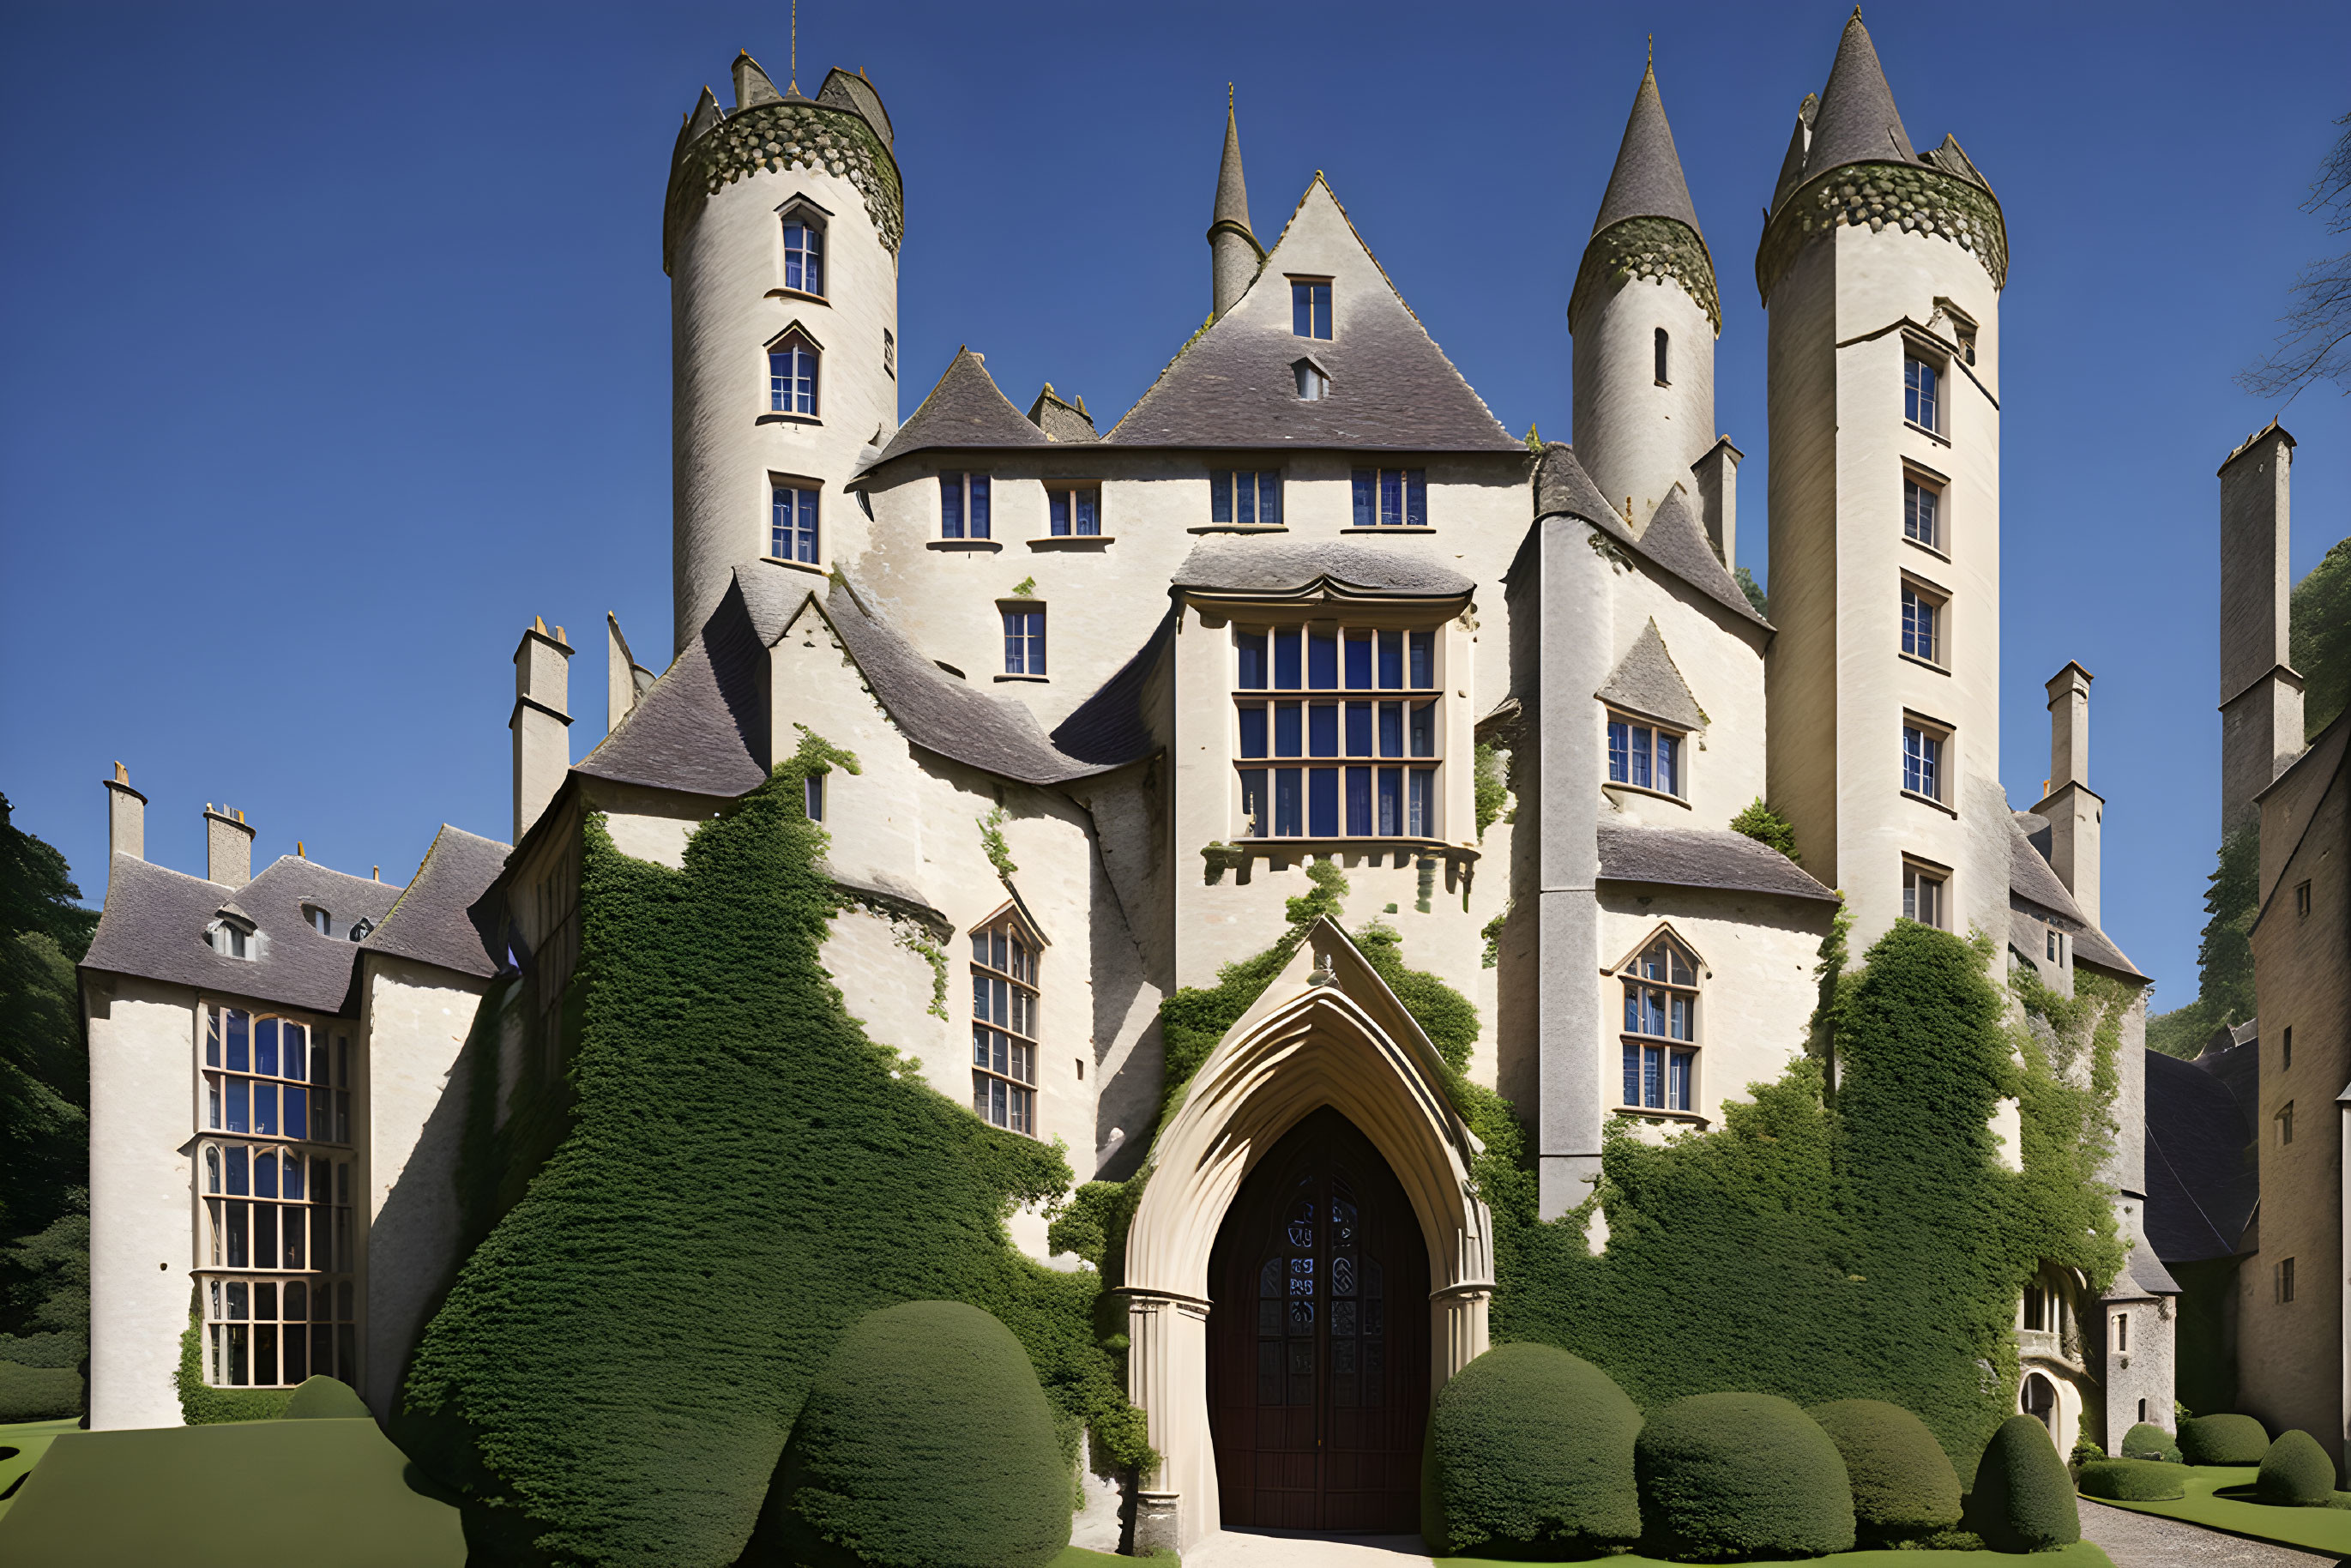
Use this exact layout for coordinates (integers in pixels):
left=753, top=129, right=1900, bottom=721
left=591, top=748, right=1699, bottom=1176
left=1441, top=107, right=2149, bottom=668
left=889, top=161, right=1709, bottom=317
left=1352, top=470, right=1374, bottom=528
left=1237, top=631, right=1267, bottom=689
left=1308, top=703, right=1338, bottom=757
left=256, top=1018, right=279, bottom=1077
left=311, top=1206, right=330, bottom=1272
left=1076, top=490, right=1099, bottom=534
left=1608, top=721, right=1631, bottom=783
left=228, top=1324, right=249, bottom=1386
left=283, top=1328, right=306, bottom=1385
left=1344, top=630, right=1372, bottom=689
left=939, top=474, right=963, bottom=538
left=1409, top=630, right=1433, bottom=688
left=1258, top=1300, right=1281, bottom=1336
left=1293, top=282, right=1312, bottom=337
left=1410, top=768, right=1433, bottom=835
left=1308, top=631, right=1336, bottom=689
left=1257, top=473, right=1281, bottom=526
left=256, top=1150, right=278, bottom=1198
left=1211, top=470, right=1233, bottom=524
left=1655, top=733, right=1679, bottom=795
left=969, top=474, right=991, bottom=538
left=254, top=1204, right=278, bottom=1269
left=1273, top=629, right=1300, bottom=689
left=207, top=1010, right=220, bottom=1068
left=1259, top=1257, right=1282, bottom=1294
left=1378, top=629, right=1403, bottom=689
left=1287, top=1197, right=1315, bottom=1248
left=1275, top=769, right=1300, bottom=836
left=227, top=1203, right=248, bottom=1268
left=1380, top=468, right=1403, bottom=526
left=1238, top=769, right=1267, bottom=836
left=226, top=1011, right=249, bottom=1073
left=1407, top=470, right=1427, bottom=527
left=1379, top=769, right=1402, bottom=835
left=1346, top=702, right=1372, bottom=757
left=1379, top=702, right=1402, bottom=758
left=1630, top=727, right=1652, bottom=789
left=226, top=1146, right=249, bottom=1196
left=1624, top=1041, right=1641, bottom=1105
left=1410, top=702, right=1434, bottom=757
left=1050, top=492, right=1070, bottom=536
left=1346, top=767, right=1371, bottom=835
left=1312, top=283, right=1332, bottom=339
left=255, top=1083, right=277, bottom=1137
left=1258, top=1340, right=1283, bottom=1405
left=1308, top=769, right=1338, bottom=837
left=310, top=1042, right=329, bottom=1085
left=1236, top=472, right=1256, bottom=526
left=1275, top=701, right=1301, bottom=757
left=1238, top=704, right=1267, bottom=758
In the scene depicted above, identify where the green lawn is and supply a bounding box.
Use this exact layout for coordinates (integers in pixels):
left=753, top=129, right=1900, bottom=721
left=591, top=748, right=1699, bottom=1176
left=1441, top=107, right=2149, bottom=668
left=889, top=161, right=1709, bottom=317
left=1052, top=1550, right=1177, bottom=1566
left=1442, top=1547, right=2115, bottom=1568
left=0, top=1417, right=79, bottom=1523
left=2082, top=1463, right=2351, bottom=1555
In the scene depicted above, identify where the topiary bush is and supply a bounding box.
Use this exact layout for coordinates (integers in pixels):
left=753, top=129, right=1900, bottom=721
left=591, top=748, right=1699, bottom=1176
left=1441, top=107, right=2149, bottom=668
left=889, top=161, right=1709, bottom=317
left=1967, top=1415, right=2079, bottom=1552
left=282, top=1375, right=371, bottom=1420
left=744, top=1301, right=1068, bottom=1568
left=2120, top=1421, right=2182, bottom=1463
left=2078, top=1458, right=2187, bottom=1501
left=1635, top=1392, right=1855, bottom=1560
left=2258, top=1429, right=2338, bottom=1505
left=1420, top=1342, right=1643, bottom=1556
left=1807, top=1399, right=1961, bottom=1544
left=2180, top=1413, right=2270, bottom=1465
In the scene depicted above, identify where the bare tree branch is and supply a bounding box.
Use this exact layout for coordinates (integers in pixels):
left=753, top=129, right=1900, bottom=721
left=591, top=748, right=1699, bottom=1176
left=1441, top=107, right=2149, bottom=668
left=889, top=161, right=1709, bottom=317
left=2238, top=111, right=2351, bottom=399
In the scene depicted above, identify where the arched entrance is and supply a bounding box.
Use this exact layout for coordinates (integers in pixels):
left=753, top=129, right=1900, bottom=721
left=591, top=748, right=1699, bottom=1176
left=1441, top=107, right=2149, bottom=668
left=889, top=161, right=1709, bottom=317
left=2022, top=1372, right=2056, bottom=1431
left=1208, top=1107, right=1429, bottom=1532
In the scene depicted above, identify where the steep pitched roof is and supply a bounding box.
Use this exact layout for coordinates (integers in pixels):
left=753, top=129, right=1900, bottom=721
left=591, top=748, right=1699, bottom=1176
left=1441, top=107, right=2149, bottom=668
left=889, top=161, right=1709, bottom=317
left=2144, top=1047, right=2258, bottom=1265
left=576, top=573, right=774, bottom=799
left=1592, top=59, right=1704, bottom=239
left=1533, top=447, right=1769, bottom=630
left=1211, top=98, right=1253, bottom=238
left=1171, top=539, right=1476, bottom=602
left=1805, top=12, right=1917, bottom=178
left=1596, top=620, right=1705, bottom=731
left=82, top=854, right=404, bottom=1014
left=1597, top=822, right=1838, bottom=903
left=1051, top=610, right=1173, bottom=770
left=869, top=348, right=1052, bottom=467
left=2005, top=814, right=2144, bottom=980
left=1103, top=177, right=1521, bottom=453
left=365, top=825, right=509, bottom=979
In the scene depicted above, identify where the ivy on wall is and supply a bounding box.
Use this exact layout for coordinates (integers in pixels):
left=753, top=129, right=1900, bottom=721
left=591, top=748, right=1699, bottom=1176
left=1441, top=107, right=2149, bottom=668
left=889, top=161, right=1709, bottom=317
left=176, top=1306, right=291, bottom=1425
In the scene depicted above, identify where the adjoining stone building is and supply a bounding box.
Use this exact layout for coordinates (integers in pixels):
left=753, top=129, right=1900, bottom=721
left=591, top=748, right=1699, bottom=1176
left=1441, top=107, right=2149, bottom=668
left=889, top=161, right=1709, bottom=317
left=77, top=15, right=2167, bottom=1544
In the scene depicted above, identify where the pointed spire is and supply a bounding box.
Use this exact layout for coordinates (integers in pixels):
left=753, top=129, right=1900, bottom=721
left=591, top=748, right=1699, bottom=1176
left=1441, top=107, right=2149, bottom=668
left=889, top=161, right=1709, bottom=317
left=732, top=51, right=782, bottom=111
left=1804, top=10, right=1916, bottom=178
left=1769, top=93, right=1820, bottom=214
left=1212, top=87, right=1253, bottom=240
left=685, top=84, right=724, bottom=142
left=1591, top=52, right=1703, bottom=239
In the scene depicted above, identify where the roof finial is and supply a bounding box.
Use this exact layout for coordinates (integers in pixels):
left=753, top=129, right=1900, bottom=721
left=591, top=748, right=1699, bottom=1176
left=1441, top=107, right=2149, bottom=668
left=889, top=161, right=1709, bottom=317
left=789, top=0, right=799, bottom=93
left=1227, top=81, right=1233, bottom=109
left=1647, top=34, right=1654, bottom=69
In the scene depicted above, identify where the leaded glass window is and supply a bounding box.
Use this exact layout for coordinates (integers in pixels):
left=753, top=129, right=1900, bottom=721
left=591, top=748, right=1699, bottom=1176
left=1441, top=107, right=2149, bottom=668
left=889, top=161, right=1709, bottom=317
left=971, top=914, right=1039, bottom=1137
left=1254, top=1178, right=1383, bottom=1408
left=1234, top=621, right=1440, bottom=841
left=1349, top=468, right=1427, bottom=528
left=1618, top=933, right=1698, bottom=1113
left=1209, top=470, right=1283, bottom=528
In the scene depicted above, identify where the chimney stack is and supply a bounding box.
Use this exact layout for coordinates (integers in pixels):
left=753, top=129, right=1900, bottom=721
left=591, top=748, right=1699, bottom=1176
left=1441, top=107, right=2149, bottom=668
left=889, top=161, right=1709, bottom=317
left=2218, top=422, right=2304, bottom=835
left=2034, top=662, right=2101, bottom=925
left=606, top=612, right=643, bottom=733
left=1691, top=437, right=1743, bottom=570
left=512, top=618, right=575, bottom=842
left=105, top=762, right=146, bottom=863
left=204, top=805, right=256, bottom=889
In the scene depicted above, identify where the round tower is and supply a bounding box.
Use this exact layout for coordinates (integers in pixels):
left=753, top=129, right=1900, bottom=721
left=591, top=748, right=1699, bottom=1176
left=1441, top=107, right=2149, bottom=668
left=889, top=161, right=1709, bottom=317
left=665, top=53, right=904, bottom=654
left=1569, top=58, right=1719, bottom=534
left=1757, top=11, right=2010, bottom=953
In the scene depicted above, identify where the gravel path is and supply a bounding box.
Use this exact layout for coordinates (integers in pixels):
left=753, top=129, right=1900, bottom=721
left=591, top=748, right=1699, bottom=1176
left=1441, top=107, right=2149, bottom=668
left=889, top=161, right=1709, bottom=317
left=1184, top=1529, right=1432, bottom=1567
left=2080, top=1499, right=2346, bottom=1568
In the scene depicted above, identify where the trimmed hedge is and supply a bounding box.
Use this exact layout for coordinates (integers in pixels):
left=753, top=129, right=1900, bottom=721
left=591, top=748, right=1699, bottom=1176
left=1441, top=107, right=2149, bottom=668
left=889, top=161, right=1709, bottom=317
left=2121, top=1421, right=2182, bottom=1463
left=747, top=1301, right=1068, bottom=1568
left=1808, top=1399, right=1961, bottom=1542
left=0, top=1360, right=78, bottom=1422
left=283, top=1375, right=371, bottom=1420
left=2179, top=1413, right=2270, bottom=1465
left=2077, top=1458, right=2187, bottom=1501
left=1968, top=1414, right=2079, bottom=1552
left=1420, top=1342, right=1643, bottom=1556
left=2259, top=1429, right=2338, bottom=1505
left=1635, top=1392, right=1855, bottom=1560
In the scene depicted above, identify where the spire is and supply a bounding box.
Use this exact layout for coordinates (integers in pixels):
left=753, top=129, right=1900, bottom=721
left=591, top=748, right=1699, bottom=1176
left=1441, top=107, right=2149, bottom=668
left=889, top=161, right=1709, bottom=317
left=1590, top=53, right=1703, bottom=240
left=1803, top=10, right=1917, bottom=179
left=1207, top=88, right=1262, bottom=321
left=1211, top=87, right=1253, bottom=240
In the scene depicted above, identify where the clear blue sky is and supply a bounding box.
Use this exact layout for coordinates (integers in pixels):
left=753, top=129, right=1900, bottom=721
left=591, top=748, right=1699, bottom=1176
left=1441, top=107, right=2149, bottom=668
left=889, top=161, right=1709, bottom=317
left=3, top=0, right=2346, bottom=1010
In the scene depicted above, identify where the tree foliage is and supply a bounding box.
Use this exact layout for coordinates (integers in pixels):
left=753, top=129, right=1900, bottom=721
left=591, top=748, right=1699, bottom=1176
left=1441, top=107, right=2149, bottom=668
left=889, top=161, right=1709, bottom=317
left=2293, top=534, right=2351, bottom=739
left=2148, top=821, right=2262, bottom=1058
left=2236, top=112, right=2351, bottom=401
left=1730, top=799, right=1801, bottom=863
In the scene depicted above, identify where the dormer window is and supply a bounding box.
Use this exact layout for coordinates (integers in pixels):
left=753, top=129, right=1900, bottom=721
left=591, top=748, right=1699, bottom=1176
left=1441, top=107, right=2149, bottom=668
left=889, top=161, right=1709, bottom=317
left=769, top=331, right=820, bottom=418
left=781, top=210, right=825, bottom=297
left=1293, top=360, right=1329, bottom=401
left=347, top=917, right=374, bottom=944
left=208, top=915, right=256, bottom=960
left=1291, top=279, right=1332, bottom=340
left=304, top=906, right=331, bottom=937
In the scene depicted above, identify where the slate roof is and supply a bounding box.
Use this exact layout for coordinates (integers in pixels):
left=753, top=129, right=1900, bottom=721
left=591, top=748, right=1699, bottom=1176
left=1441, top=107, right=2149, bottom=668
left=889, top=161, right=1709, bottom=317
left=1171, top=540, right=1476, bottom=602
left=1051, top=610, right=1174, bottom=770
left=1592, top=60, right=1705, bottom=240
left=869, top=349, right=1052, bottom=468
left=2145, top=1047, right=2258, bottom=1265
left=576, top=573, right=774, bottom=799
left=1596, top=620, right=1705, bottom=731
left=365, top=825, right=509, bottom=980
left=1102, top=179, right=1522, bottom=453
left=1596, top=822, right=1839, bottom=903
left=2107, top=1238, right=2182, bottom=1300
left=1534, top=447, right=1769, bottom=630
left=82, top=854, right=404, bottom=1015
left=2005, top=816, right=2144, bottom=980
left=1791, top=13, right=1917, bottom=198
left=1026, top=385, right=1098, bottom=443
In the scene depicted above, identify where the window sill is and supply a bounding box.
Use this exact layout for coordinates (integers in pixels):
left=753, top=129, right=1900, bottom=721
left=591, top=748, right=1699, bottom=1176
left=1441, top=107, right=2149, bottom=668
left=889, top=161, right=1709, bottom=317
left=757, top=413, right=823, bottom=427
left=1203, top=836, right=1480, bottom=888
left=1028, top=535, right=1114, bottom=551
left=763, top=286, right=829, bottom=307
left=1613, top=1105, right=1712, bottom=1128
left=1899, top=650, right=1950, bottom=676
left=1903, top=419, right=1950, bottom=448
left=1902, top=787, right=1958, bottom=818
left=995, top=673, right=1050, bottom=684
left=1188, top=524, right=1289, bottom=535
left=762, top=556, right=828, bottom=576
left=1341, top=527, right=1437, bottom=536
left=1903, top=534, right=1951, bottom=564
left=1604, top=782, right=1690, bottom=810
left=927, top=538, right=1003, bottom=552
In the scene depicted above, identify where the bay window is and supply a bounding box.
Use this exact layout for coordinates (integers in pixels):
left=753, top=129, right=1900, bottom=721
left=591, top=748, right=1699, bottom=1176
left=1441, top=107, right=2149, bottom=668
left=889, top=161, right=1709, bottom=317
left=1233, top=621, right=1441, bottom=840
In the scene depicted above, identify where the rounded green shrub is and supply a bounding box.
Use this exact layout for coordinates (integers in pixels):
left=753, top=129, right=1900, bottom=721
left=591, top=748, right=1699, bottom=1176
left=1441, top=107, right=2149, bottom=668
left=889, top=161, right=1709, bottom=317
left=1807, top=1399, right=1962, bottom=1542
left=2120, top=1421, right=2182, bottom=1463
left=1967, top=1414, right=2079, bottom=1552
left=281, top=1375, right=371, bottom=1420
left=1420, top=1342, right=1643, bottom=1556
left=2077, top=1458, right=2187, bottom=1502
left=750, top=1301, right=1068, bottom=1568
left=2258, top=1429, right=2338, bottom=1506
left=2179, top=1414, right=2270, bottom=1465
left=1635, top=1392, right=1855, bottom=1560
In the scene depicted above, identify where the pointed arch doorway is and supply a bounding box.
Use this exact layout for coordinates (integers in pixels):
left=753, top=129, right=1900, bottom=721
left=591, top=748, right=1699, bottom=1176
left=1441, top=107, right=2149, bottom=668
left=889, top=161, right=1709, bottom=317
left=1207, top=1107, right=1429, bottom=1532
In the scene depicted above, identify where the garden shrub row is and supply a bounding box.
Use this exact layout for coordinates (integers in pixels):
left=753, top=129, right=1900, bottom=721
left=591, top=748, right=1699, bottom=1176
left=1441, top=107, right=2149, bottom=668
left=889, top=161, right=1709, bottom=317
left=2120, top=1421, right=2182, bottom=1464
left=2179, top=1413, right=2270, bottom=1465
left=2077, top=1458, right=2186, bottom=1501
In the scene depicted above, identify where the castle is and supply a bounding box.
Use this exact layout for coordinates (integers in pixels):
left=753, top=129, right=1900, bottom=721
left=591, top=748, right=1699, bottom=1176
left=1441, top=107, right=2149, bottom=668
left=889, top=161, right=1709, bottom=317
left=76, top=14, right=2177, bottom=1547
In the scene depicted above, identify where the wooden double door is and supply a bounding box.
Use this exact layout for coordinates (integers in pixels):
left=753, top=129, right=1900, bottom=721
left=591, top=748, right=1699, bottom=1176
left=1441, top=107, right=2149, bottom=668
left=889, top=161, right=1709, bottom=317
left=1208, top=1107, right=1428, bottom=1532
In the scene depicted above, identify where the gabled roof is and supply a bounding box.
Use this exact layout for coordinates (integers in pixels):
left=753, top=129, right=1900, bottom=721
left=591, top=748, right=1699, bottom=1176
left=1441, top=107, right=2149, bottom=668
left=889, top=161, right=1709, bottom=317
left=1103, top=177, right=1522, bottom=453
left=576, top=572, right=775, bottom=799
left=2004, top=814, right=2144, bottom=980
left=2144, top=1047, right=2258, bottom=1265
left=1591, top=58, right=1704, bottom=240
left=365, top=825, right=509, bottom=980
left=1596, top=620, right=1705, bottom=731
left=1596, top=822, right=1839, bottom=903
left=1171, top=539, right=1476, bottom=602
left=82, top=853, right=404, bottom=1014
left=1533, top=447, right=1769, bottom=630
left=869, top=348, right=1052, bottom=468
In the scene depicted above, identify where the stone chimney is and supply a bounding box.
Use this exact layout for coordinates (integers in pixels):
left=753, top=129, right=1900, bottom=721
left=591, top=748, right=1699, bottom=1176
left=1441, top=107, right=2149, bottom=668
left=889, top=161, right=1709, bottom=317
left=2218, top=422, right=2303, bottom=835
left=2034, top=662, right=2101, bottom=924
left=105, top=762, right=146, bottom=862
left=1691, top=437, right=1742, bottom=570
left=606, top=612, right=648, bottom=733
left=512, top=618, right=574, bottom=842
left=205, top=805, right=256, bottom=889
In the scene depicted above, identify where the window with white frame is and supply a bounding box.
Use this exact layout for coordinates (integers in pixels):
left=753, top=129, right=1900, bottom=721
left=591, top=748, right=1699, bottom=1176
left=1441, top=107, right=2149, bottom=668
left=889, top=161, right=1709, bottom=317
left=1210, top=469, right=1283, bottom=528
left=1618, top=932, right=1698, bottom=1113
left=1902, top=718, right=1949, bottom=804
left=1046, top=485, right=1100, bottom=537
left=1607, top=712, right=1684, bottom=798
left=941, top=473, right=992, bottom=539
left=1233, top=622, right=1440, bottom=840
left=1904, top=471, right=1943, bottom=550
left=1904, top=351, right=1943, bottom=434
left=1901, top=582, right=1944, bottom=664
left=771, top=479, right=820, bottom=564
left=1002, top=605, right=1046, bottom=676
left=971, top=914, right=1039, bottom=1136
left=781, top=210, right=824, bottom=296
left=769, top=333, right=819, bottom=417
left=1351, top=468, right=1426, bottom=528
left=1902, top=859, right=1947, bottom=928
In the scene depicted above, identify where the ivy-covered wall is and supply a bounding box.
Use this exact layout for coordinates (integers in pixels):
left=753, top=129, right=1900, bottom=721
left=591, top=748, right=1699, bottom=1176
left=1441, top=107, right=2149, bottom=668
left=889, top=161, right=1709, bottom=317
left=394, top=737, right=1136, bottom=1568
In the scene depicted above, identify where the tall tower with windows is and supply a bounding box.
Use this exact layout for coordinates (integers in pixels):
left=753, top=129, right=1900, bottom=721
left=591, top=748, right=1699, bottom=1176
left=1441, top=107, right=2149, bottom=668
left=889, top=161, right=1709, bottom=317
left=666, top=52, right=904, bottom=654
left=1570, top=56, right=1729, bottom=549
left=1759, top=12, right=2008, bottom=950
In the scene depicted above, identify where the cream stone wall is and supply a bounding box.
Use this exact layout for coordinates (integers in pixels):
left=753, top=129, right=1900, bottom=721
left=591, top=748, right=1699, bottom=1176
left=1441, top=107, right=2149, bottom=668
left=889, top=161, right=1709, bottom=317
left=357, top=956, right=488, bottom=1417
left=1594, top=558, right=1769, bottom=833
left=593, top=779, right=721, bottom=870
left=1574, top=275, right=1718, bottom=534
left=85, top=974, right=201, bottom=1429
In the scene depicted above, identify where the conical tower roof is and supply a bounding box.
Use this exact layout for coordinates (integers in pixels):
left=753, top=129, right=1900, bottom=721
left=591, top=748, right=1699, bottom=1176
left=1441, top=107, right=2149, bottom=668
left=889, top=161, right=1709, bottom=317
left=1210, top=92, right=1253, bottom=239
left=1804, top=10, right=1916, bottom=178
left=1591, top=56, right=1703, bottom=240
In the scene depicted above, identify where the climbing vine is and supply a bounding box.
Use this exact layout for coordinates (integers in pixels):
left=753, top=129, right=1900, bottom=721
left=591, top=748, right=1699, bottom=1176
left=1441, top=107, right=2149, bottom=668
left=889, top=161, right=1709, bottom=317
left=978, top=805, right=1018, bottom=879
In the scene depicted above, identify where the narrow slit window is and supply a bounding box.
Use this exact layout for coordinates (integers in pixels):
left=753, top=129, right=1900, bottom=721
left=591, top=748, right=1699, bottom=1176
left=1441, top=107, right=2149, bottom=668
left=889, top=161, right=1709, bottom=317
left=1655, top=327, right=1670, bottom=385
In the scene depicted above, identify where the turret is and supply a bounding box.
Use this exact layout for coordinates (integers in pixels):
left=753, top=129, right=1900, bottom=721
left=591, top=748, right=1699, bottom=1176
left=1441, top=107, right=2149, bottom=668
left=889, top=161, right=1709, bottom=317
left=1207, top=92, right=1262, bottom=322
left=666, top=54, right=904, bottom=654
left=1758, top=10, right=2010, bottom=954
left=1569, top=53, right=1721, bottom=539
left=2217, top=421, right=2302, bottom=835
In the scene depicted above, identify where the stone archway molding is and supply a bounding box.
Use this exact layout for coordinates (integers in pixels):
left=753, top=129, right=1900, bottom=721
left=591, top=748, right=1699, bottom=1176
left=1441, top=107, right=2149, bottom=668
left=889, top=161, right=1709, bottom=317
left=1119, top=916, right=1496, bottom=1550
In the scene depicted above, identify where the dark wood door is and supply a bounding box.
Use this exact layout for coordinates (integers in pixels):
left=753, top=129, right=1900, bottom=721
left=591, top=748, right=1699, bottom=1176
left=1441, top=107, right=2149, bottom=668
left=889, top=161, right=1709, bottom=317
left=1209, top=1107, right=1428, bottom=1532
